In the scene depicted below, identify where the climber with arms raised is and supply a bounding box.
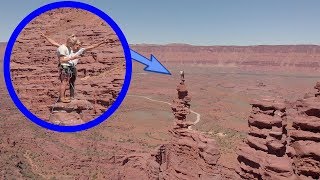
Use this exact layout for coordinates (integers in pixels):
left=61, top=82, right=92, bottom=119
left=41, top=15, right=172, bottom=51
left=41, top=33, right=106, bottom=103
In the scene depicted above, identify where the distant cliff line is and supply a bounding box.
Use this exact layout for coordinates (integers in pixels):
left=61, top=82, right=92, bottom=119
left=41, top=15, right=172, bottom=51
left=131, top=44, right=320, bottom=69
left=3, top=42, right=320, bottom=69
left=2, top=42, right=320, bottom=52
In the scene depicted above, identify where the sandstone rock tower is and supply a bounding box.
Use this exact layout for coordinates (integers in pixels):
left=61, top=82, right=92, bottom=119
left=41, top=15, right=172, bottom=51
left=148, top=77, right=221, bottom=179
left=237, top=82, right=320, bottom=179
left=236, top=98, right=295, bottom=179
left=171, top=80, right=193, bottom=130
left=120, top=75, right=228, bottom=179
left=285, top=83, right=320, bottom=179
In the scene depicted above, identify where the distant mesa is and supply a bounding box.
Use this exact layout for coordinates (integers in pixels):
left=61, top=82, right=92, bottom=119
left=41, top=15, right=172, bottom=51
left=131, top=44, right=320, bottom=71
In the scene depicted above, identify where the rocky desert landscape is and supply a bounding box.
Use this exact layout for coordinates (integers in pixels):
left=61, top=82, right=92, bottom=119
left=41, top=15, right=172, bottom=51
left=2, top=16, right=320, bottom=180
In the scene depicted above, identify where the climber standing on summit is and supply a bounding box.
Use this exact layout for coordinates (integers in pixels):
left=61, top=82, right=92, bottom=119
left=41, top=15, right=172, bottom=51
left=180, top=70, right=185, bottom=81
left=41, top=33, right=106, bottom=103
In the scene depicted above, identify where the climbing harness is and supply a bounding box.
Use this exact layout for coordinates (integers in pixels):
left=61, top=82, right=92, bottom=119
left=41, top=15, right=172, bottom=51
left=48, top=64, right=92, bottom=123
left=48, top=48, right=93, bottom=122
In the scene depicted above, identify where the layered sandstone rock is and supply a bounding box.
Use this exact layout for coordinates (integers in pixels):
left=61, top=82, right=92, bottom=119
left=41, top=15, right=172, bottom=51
left=287, top=86, right=320, bottom=179
left=10, top=8, right=125, bottom=122
left=153, top=80, right=221, bottom=179
left=171, top=81, right=193, bottom=128
left=49, top=99, right=94, bottom=125
left=120, top=79, right=232, bottom=179
left=132, top=44, right=320, bottom=70
left=236, top=98, right=296, bottom=179
left=238, top=83, right=320, bottom=179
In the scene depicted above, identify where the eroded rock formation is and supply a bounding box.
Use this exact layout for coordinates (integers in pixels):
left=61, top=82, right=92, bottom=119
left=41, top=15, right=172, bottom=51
left=153, top=80, right=221, bottom=179
left=236, top=98, right=295, bottom=179
left=237, top=83, right=320, bottom=179
left=286, top=84, right=320, bottom=179
left=120, top=78, right=233, bottom=179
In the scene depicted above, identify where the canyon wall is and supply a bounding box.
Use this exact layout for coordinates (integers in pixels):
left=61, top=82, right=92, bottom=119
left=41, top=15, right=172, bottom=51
left=132, top=44, right=320, bottom=70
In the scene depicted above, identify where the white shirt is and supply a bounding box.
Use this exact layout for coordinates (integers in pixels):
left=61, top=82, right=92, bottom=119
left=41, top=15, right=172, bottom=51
left=68, top=48, right=85, bottom=66
left=57, top=44, right=85, bottom=66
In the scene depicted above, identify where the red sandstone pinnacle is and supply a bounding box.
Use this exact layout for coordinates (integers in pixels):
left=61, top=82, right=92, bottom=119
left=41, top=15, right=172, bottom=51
left=237, top=98, right=297, bottom=179
left=176, top=82, right=188, bottom=99
left=238, top=84, right=320, bottom=179
left=287, top=84, right=320, bottom=179
left=119, top=78, right=226, bottom=179
left=171, top=80, right=192, bottom=129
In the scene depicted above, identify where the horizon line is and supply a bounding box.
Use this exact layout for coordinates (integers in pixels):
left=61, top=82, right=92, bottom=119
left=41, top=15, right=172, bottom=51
left=1, top=41, right=320, bottom=47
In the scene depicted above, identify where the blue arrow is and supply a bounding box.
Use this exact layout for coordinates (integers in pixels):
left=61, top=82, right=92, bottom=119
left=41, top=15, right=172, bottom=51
left=130, top=49, right=171, bottom=75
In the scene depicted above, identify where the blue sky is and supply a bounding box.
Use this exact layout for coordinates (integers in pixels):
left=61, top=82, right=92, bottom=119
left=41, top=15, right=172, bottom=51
left=1, top=0, right=320, bottom=45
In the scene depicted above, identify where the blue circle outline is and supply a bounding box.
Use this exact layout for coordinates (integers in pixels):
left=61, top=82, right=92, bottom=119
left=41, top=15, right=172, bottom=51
left=3, top=1, right=132, bottom=132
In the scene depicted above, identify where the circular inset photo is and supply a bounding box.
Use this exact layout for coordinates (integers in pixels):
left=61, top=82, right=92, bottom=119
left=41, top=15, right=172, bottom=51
left=10, top=7, right=127, bottom=127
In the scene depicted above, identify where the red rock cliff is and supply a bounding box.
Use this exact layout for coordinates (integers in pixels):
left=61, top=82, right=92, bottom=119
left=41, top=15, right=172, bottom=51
left=132, top=44, right=320, bottom=70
